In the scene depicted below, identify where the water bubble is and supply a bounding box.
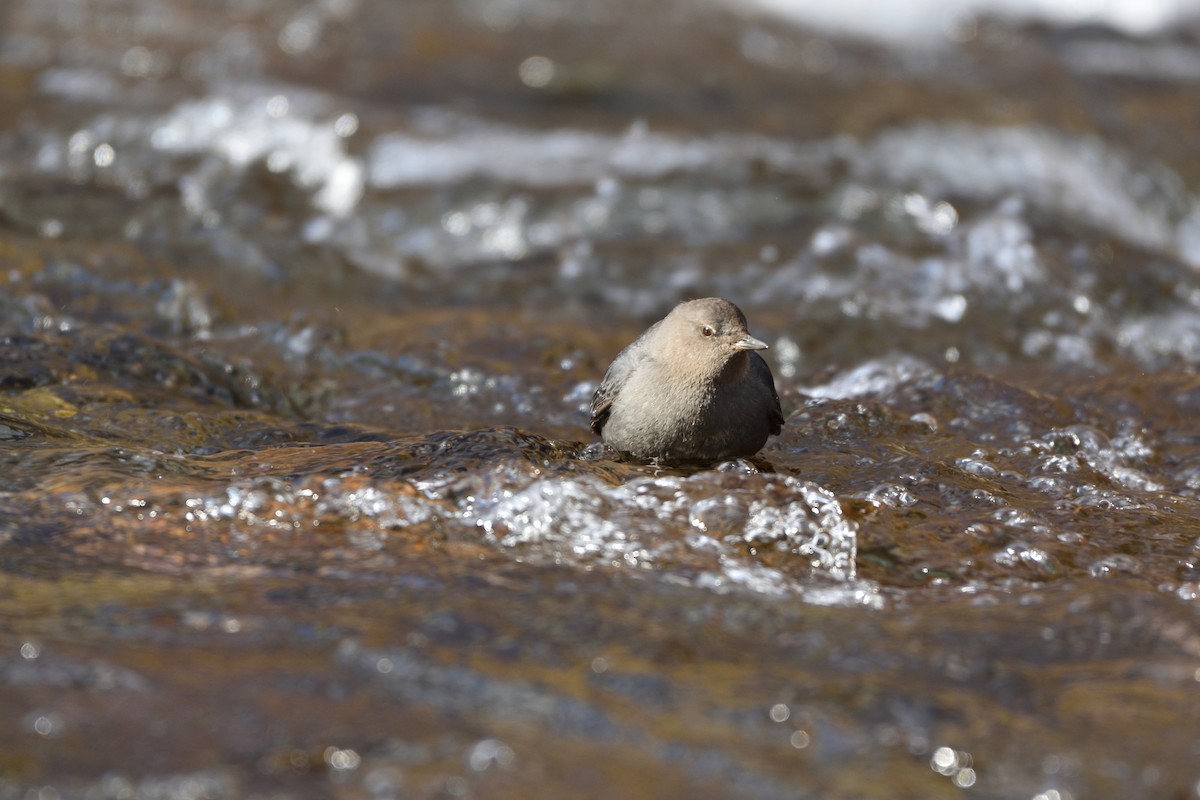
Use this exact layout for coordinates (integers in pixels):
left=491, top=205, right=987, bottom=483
left=467, top=739, right=515, bottom=771
left=93, top=142, right=115, bottom=167
left=333, top=113, right=359, bottom=138
left=1088, top=554, right=1141, bottom=577
left=279, top=16, right=321, bottom=55
left=772, top=336, right=802, bottom=379
left=480, top=0, right=520, bottom=32
left=325, top=747, right=361, bottom=771
left=934, top=293, right=968, bottom=323
left=810, top=224, right=853, bottom=256
left=953, top=768, right=977, bottom=788
left=740, top=27, right=783, bottom=66
left=120, top=45, right=155, bottom=77
left=929, top=200, right=959, bottom=233
left=25, top=712, right=63, bottom=737
left=518, top=56, right=555, bottom=88
left=67, top=129, right=94, bottom=157
left=266, top=94, right=290, bottom=118
left=931, top=746, right=958, bottom=773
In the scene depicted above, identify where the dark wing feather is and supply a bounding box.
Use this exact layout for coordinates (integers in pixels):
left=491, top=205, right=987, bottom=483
left=751, top=351, right=785, bottom=435
left=589, top=323, right=659, bottom=435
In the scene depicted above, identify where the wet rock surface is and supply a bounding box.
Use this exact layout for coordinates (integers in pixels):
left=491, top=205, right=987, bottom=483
left=2, top=1, right=1200, bottom=798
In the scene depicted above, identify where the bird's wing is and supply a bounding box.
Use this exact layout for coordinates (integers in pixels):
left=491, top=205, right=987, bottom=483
left=589, top=323, right=659, bottom=435
left=751, top=351, right=785, bottom=435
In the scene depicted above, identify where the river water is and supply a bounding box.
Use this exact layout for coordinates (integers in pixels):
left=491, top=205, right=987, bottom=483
left=2, top=1, right=1200, bottom=798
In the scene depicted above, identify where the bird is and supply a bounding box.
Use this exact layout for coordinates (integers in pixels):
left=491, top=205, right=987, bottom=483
left=590, top=297, right=784, bottom=463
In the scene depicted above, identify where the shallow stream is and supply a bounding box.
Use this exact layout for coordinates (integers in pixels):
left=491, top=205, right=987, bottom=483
left=2, top=1, right=1200, bottom=798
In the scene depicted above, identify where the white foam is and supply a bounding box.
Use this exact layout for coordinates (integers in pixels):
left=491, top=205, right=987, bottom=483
left=151, top=93, right=364, bottom=216
left=367, top=119, right=828, bottom=189
left=719, top=0, right=1195, bottom=45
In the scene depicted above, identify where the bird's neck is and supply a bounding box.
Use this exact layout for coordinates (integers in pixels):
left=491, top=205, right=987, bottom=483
left=661, top=350, right=748, bottom=392
left=717, top=351, right=750, bottom=384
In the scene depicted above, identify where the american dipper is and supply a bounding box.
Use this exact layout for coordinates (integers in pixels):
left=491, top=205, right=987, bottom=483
left=590, top=298, right=784, bottom=463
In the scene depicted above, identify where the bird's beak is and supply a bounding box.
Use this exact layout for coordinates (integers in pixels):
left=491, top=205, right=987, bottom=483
left=732, top=335, right=768, bottom=351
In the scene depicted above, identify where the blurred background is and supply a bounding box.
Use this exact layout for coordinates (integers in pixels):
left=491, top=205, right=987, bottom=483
left=3, top=0, right=1200, bottom=798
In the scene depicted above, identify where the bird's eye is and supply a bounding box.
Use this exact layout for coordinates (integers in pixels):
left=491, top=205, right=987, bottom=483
left=702, top=326, right=715, bottom=337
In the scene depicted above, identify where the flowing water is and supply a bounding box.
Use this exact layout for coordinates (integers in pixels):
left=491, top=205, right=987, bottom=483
left=2, top=1, right=1200, bottom=798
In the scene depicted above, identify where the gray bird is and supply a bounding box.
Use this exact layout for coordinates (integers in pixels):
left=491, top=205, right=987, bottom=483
left=590, top=297, right=784, bottom=463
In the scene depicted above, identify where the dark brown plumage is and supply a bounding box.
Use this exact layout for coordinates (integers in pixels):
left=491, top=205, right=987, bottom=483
left=590, top=298, right=783, bottom=463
